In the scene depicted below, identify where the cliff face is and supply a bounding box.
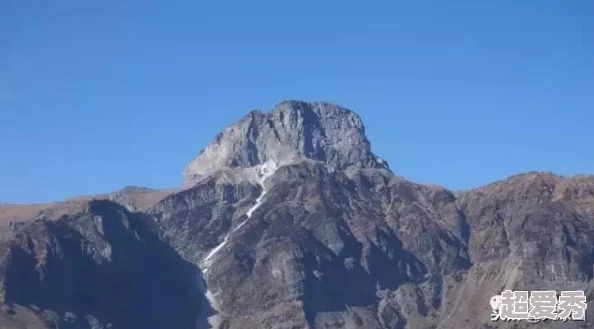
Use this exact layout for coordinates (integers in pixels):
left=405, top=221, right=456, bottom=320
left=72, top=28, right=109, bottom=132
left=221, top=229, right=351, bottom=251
left=0, top=200, right=203, bottom=329
left=1, top=101, right=593, bottom=329
left=183, top=101, right=388, bottom=186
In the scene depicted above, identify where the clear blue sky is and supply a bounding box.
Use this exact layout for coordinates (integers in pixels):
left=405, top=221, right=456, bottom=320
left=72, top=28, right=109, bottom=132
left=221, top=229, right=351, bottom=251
left=1, top=1, right=592, bottom=203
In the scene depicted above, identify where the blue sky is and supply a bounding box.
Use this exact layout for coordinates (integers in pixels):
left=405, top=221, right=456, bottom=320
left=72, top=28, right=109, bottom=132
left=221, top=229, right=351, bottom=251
left=1, top=0, right=592, bottom=203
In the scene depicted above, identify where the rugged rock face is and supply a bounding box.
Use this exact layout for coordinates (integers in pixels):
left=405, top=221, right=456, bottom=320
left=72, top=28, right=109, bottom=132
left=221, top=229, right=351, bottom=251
left=442, top=173, right=594, bottom=329
left=1, top=101, right=593, bottom=329
left=183, top=101, right=388, bottom=186
left=0, top=200, right=203, bottom=329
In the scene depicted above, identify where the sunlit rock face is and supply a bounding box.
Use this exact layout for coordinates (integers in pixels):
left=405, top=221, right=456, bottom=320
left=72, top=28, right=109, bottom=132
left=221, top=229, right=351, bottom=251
left=183, top=100, right=389, bottom=186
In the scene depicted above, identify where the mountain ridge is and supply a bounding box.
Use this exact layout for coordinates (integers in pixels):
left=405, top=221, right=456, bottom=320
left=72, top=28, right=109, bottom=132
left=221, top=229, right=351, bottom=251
left=0, top=101, right=593, bottom=329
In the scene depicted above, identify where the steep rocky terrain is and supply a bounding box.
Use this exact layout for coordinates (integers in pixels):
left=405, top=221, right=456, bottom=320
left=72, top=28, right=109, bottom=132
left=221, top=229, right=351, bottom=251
left=0, top=200, right=202, bottom=329
left=1, top=100, right=593, bottom=329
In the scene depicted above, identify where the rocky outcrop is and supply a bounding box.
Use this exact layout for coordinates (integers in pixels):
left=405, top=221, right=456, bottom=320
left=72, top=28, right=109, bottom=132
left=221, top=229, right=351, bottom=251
left=0, top=200, right=202, bottom=329
left=0, top=186, right=172, bottom=228
left=107, top=186, right=174, bottom=212
left=183, top=101, right=388, bottom=186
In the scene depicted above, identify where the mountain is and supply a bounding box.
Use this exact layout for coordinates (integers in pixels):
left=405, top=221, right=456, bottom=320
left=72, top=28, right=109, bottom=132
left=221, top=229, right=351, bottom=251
left=183, top=101, right=388, bottom=187
left=1, top=101, right=593, bottom=329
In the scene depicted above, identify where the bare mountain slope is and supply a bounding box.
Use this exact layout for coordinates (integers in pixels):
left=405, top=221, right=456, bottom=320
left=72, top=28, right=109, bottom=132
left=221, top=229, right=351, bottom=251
left=0, top=186, right=173, bottom=225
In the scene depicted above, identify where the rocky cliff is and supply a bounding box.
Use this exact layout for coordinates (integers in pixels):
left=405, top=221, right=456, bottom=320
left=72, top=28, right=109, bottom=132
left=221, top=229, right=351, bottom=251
left=182, top=101, right=388, bottom=186
left=1, top=101, right=593, bottom=329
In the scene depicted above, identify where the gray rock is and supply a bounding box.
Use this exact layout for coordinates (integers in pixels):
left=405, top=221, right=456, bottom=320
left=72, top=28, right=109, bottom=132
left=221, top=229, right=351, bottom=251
left=183, top=101, right=389, bottom=186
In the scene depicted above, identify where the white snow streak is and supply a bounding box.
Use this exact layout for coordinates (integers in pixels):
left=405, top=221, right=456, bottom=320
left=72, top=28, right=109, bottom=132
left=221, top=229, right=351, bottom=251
left=194, top=274, right=221, bottom=329
left=245, top=161, right=277, bottom=218
left=201, top=161, right=278, bottom=272
left=196, top=162, right=278, bottom=329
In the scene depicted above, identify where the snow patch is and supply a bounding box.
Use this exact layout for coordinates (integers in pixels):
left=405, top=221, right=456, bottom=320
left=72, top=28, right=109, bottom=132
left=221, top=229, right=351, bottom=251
left=201, top=161, right=278, bottom=271
left=197, top=161, right=279, bottom=327
left=245, top=160, right=277, bottom=218
left=194, top=274, right=222, bottom=329
left=201, top=236, right=229, bottom=273
left=196, top=161, right=278, bottom=329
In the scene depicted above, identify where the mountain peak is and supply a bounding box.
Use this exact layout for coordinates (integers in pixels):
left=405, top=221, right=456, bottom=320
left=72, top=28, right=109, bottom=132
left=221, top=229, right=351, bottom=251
left=183, top=101, right=388, bottom=184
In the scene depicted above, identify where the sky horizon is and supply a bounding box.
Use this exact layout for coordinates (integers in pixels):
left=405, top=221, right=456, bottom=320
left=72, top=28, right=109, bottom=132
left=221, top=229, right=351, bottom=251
left=2, top=1, right=593, bottom=203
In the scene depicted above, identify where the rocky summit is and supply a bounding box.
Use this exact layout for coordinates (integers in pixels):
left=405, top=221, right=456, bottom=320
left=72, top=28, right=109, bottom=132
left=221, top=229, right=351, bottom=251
left=1, top=101, right=594, bottom=329
left=182, top=101, right=388, bottom=186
